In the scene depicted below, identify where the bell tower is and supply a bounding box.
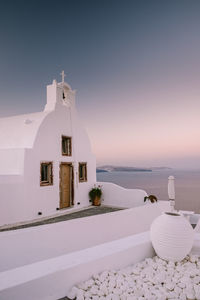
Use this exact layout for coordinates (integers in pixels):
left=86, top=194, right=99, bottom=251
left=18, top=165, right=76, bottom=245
left=44, top=71, right=76, bottom=111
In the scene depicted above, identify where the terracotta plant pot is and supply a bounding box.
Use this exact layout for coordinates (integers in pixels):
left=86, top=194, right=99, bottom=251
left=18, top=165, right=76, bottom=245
left=93, top=196, right=101, bottom=206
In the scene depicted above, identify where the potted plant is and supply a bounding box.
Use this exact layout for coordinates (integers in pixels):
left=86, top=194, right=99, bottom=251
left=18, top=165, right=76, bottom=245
left=144, top=195, right=158, bottom=203
left=89, top=185, right=102, bottom=206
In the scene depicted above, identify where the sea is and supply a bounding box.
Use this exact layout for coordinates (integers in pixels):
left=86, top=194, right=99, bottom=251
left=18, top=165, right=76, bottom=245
left=97, top=169, right=200, bottom=214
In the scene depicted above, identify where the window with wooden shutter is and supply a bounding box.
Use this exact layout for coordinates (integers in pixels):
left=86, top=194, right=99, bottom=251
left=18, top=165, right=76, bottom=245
left=40, top=162, right=53, bottom=186
left=62, top=136, right=72, bottom=156
left=79, top=163, right=87, bottom=182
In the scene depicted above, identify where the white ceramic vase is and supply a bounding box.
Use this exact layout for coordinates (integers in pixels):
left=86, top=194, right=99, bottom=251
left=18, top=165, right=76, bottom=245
left=150, top=212, right=194, bottom=262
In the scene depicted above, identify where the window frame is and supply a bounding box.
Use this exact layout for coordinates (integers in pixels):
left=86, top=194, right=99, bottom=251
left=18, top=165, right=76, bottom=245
left=40, top=162, right=53, bottom=186
left=62, top=135, right=72, bottom=156
left=79, top=162, right=87, bottom=182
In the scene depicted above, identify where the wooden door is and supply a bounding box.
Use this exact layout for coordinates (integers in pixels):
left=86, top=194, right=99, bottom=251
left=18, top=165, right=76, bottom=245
left=60, top=163, right=73, bottom=209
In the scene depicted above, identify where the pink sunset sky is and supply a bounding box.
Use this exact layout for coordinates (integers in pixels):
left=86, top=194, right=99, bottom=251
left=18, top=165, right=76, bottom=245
left=0, top=1, right=200, bottom=169
left=82, top=74, right=200, bottom=169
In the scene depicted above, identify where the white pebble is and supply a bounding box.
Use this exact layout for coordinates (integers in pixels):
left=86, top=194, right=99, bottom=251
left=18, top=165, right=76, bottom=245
left=68, top=254, right=200, bottom=300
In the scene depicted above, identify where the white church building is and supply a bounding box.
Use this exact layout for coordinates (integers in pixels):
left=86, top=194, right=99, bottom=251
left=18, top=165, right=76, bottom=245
left=0, top=73, right=96, bottom=226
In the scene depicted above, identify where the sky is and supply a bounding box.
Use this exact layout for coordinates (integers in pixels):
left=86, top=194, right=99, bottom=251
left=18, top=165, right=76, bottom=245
left=0, top=0, right=200, bottom=169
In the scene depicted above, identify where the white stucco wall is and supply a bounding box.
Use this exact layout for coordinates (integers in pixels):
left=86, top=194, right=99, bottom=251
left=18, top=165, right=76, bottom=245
left=0, top=80, right=96, bottom=226
left=21, top=102, right=96, bottom=224
left=0, top=232, right=199, bottom=300
left=0, top=175, right=25, bottom=226
left=0, top=149, right=25, bottom=174
left=0, top=201, right=170, bottom=272
left=0, top=112, right=48, bottom=149
left=0, top=232, right=154, bottom=300
left=100, top=182, right=148, bottom=207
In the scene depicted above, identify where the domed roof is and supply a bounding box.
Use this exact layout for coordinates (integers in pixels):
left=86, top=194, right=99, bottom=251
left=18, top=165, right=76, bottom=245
left=0, top=111, right=50, bottom=149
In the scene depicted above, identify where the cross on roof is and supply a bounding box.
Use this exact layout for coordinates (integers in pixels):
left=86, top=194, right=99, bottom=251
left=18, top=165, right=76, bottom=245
left=60, top=70, right=66, bottom=83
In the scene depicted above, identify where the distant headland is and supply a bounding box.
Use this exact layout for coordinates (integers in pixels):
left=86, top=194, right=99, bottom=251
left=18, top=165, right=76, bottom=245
left=96, top=165, right=172, bottom=173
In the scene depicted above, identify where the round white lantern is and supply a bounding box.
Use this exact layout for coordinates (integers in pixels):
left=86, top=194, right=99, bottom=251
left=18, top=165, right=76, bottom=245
left=150, top=212, right=194, bottom=262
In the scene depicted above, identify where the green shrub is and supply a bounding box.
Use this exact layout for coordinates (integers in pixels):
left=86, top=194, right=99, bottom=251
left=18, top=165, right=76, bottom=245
left=89, top=185, right=102, bottom=201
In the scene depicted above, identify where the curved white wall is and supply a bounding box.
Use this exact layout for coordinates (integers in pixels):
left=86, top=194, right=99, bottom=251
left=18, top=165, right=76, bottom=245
left=100, top=181, right=148, bottom=207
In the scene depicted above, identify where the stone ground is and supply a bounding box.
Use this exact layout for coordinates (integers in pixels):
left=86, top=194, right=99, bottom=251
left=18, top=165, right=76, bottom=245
left=0, top=206, right=124, bottom=232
